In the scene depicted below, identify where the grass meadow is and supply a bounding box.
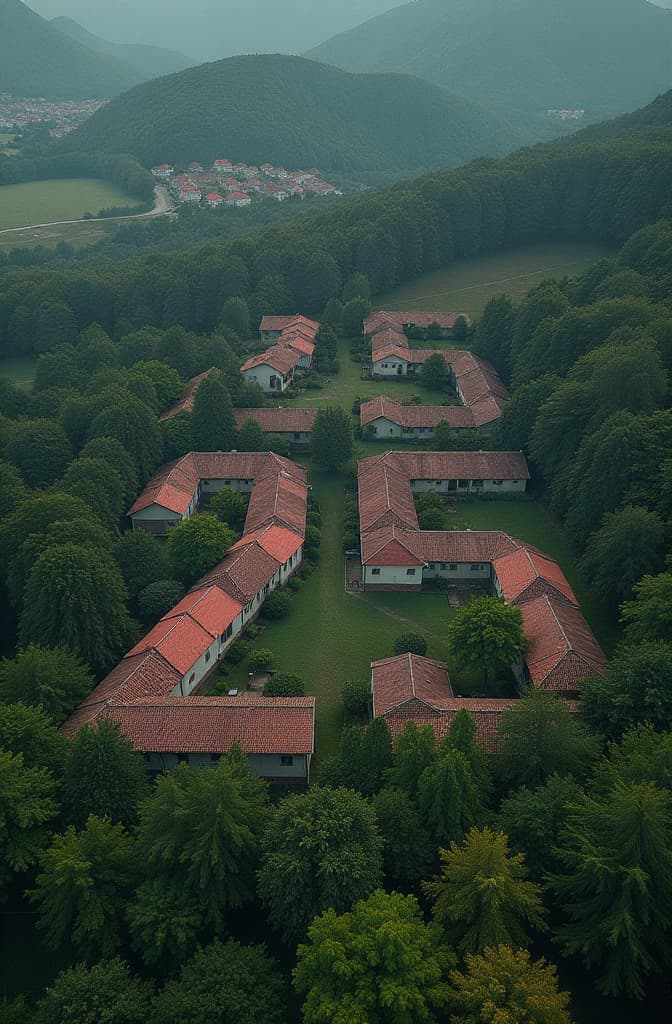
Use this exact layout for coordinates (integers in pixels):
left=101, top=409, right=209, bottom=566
left=375, top=240, right=614, bottom=318
left=0, top=178, right=143, bottom=230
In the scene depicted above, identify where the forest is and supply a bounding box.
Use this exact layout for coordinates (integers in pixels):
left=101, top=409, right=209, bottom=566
left=0, top=79, right=672, bottom=1023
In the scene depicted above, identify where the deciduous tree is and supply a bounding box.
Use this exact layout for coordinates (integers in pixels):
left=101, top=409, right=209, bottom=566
left=373, top=787, right=434, bottom=885
left=580, top=641, right=672, bottom=739
left=114, top=529, right=169, bottom=600
left=385, top=720, right=437, bottom=797
left=63, top=719, right=149, bottom=827
left=449, top=946, right=573, bottom=1024
left=420, top=352, right=448, bottom=390
left=32, top=958, right=153, bottom=1024
left=495, top=689, right=599, bottom=789
left=580, top=506, right=665, bottom=609
left=127, top=879, right=203, bottom=968
left=394, top=632, right=428, bottom=656
left=620, top=572, right=672, bottom=644
left=149, top=940, right=285, bottom=1024
left=191, top=370, right=238, bottom=451
left=425, top=827, right=546, bottom=954
left=166, top=513, right=235, bottom=585
left=259, top=786, right=383, bottom=942
left=236, top=416, right=266, bottom=452
left=446, top=596, right=526, bottom=687
left=498, top=774, right=585, bottom=881
left=0, top=749, right=58, bottom=890
left=294, top=890, right=452, bottom=1024
left=208, top=486, right=249, bottom=532
left=19, top=543, right=136, bottom=673
left=311, top=405, right=354, bottom=470
left=137, top=751, right=269, bottom=928
left=30, top=815, right=137, bottom=959
left=5, top=418, right=72, bottom=487
left=88, top=395, right=162, bottom=481
left=0, top=645, right=93, bottom=725
left=0, top=701, right=66, bottom=776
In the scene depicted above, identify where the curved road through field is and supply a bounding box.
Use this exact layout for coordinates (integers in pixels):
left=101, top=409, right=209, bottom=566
left=0, top=185, right=173, bottom=236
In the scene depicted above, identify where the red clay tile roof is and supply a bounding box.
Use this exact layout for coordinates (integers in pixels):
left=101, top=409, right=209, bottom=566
left=357, top=458, right=419, bottom=535
left=104, top=696, right=315, bottom=755
left=245, top=470, right=308, bottom=536
left=383, top=699, right=519, bottom=752
left=371, top=327, right=409, bottom=354
left=360, top=396, right=476, bottom=430
left=280, top=334, right=315, bottom=356
left=240, top=346, right=300, bottom=374
left=128, top=454, right=201, bottom=516
left=371, top=653, right=453, bottom=716
left=163, top=587, right=243, bottom=637
left=259, top=315, right=319, bottom=336
left=128, top=615, right=214, bottom=676
left=233, top=408, right=317, bottom=433
left=160, top=368, right=218, bottom=422
left=493, top=548, right=578, bottom=607
left=231, top=523, right=303, bottom=564
left=60, top=651, right=181, bottom=736
left=415, top=530, right=522, bottom=564
left=197, top=542, right=282, bottom=604
left=365, top=311, right=470, bottom=333
left=469, top=396, right=506, bottom=427
left=521, top=595, right=608, bottom=694
left=360, top=527, right=426, bottom=566
left=359, top=451, right=529, bottom=484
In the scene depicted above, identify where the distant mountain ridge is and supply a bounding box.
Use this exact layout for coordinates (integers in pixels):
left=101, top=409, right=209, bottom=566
left=308, top=0, right=672, bottom=120
left=56, top=54, right=552, bottom=175
left=51, top=16, right=193, bottom=81
left=0, top=0, right=192, bottom=99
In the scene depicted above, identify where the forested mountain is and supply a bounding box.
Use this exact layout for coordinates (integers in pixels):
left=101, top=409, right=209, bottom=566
left=51, top=16, right=193, bottom=80
left=308, top=0, right=672, bottom=119
left=0, top=0, right=148, bottom=98
left=56, top=54, right=544, bottom=175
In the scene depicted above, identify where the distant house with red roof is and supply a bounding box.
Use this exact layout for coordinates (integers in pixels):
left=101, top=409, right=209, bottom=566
left=160, top=368, right=218, bottom=422
left=151, top=163, right=173, bottom=179
left=225, top=190, right=251, bottom=208
left=240, top=345, right=301, bottom=392
left=205, top=192, right=224, bottom=207
left=259, top=314, right=319, bottom=344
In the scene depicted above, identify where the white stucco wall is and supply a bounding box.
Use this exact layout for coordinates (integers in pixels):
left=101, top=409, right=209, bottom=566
left=422, top=562, right=492, bottom=581
left=200, top=477, right=254, bottom=495
left=372, top=359, right=410, bottom=377
left=171, top=638, right=219, bottom=696
left=368, top=417, right=404, bottom=438
left=145, top=750, right=309, bottom=780
left=410, top=478, right=527, bottom=495
left=363, top=565, right=422, bottom=586
left=242, top=364, right=290, bottom=393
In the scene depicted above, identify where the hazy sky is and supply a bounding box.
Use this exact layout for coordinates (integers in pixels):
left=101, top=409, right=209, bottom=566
left=27, top=0, right=404, bottom=60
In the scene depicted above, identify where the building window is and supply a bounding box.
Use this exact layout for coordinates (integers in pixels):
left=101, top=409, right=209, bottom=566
left=406, top=568, right=416, bottom=576
left=428, top=562, right=435, bottom=570
left=458, top=479, right=468, bottom=488
left=472, top=480, right=484, bottom=488
left=188, top=672, right=196, bottom=684
left=449, top=563, right=458, bottom=571
left=205, top=651, right=211, bottom=663
left=470, top=563, right=482, bottom=572
left=493, top=479, right=503, bottom=485
left=294, top=432, right=300, bottom=440
left=280, top=755, right=294, bottom=767
left=512, top=479, right=519, bottom=484
left=224, top=479, right=231, bottom=485
left=448, top=480, right=457, bottom=490
left=371, top=568, right=381, bottom=576
left=435, top=480, right=442, bottom=485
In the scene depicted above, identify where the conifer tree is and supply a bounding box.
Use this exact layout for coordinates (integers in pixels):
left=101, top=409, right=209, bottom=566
left=190, top=370, right=238, bottom=451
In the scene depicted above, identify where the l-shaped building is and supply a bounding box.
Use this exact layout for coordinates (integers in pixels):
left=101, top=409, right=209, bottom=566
left=63, top=451, right=315, bottom=783
left=357, top=451, right=607, bottom=701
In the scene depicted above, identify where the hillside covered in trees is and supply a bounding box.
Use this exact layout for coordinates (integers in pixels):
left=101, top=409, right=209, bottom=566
left=0, top=0, right=171, bottom=98
left=56, top=54, right=548, bottom=174
left=51, top=16, right=192, bottom=82
left=308, top=0, right=672, bottom=120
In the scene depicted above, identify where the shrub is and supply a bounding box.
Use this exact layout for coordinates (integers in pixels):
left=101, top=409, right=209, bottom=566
left=262, top=590, right=291, bottom=620
left=394, top=633, right=428, bottom=656
left=263, top=673, right=305, bottom=697
left=226, top=640, right=252, bottom=666
left=342, top=679, right=371, bottom=722
left=288, top=577, right=304, bottom=592
left=249, top=648, right=274, bottom=673
left=245, top=624, right=262, bottom=641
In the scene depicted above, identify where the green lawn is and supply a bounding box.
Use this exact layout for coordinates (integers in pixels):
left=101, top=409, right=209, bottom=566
left=283, top=338, right=449, bottom=411
left=0, top=218, right=113, bottom=252
left=0, top=356, right=37, bottom=390
left=375, top=241, right=614, bottom=319
left=0, top=178, right=143, bottom=230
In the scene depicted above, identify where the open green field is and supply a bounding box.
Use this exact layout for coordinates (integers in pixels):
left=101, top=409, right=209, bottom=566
left=0, top=356, right=37, bottom=390
left=375, top=241, right=614, bottom=319
left=0, top=178, right=143, bottom=230
left=0, top=217, right=113, bottom=252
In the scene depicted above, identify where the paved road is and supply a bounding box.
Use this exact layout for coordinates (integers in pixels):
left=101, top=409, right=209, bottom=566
left=0, top=185, right=174, bottom=236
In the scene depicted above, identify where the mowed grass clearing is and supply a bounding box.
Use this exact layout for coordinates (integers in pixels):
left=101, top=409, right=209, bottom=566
left=0, top=178, right=143, bottom=230
left=375, top=240, right=614, bottom=319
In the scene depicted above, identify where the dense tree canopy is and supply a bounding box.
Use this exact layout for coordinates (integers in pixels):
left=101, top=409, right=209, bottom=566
left=0, top=645, right=93, bottom=725
left=63, top=719, right=149, bottom=827
left=166, top=513, right=236, bottom=585
left=446, top=596, right=526, bottom=687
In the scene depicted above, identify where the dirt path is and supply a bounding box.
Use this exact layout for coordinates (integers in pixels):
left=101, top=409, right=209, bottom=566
left=0, top=185, right=173, bottom=237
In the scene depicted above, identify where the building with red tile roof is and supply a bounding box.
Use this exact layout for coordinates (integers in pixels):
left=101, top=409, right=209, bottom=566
left=519, top=595, right=609, bottom=697
left=370, top=653, right=518, bottom=752
left=356, top=452, right=607, bottom=698
left=361, top=396, right=478, bottom=433
left=234, top=407, right=316, bottom=446
left=365, top=311, right=471, bottom=334
left=259, top=314, right=319, bottom=342
left=63, top=452, right=311, bottom=781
